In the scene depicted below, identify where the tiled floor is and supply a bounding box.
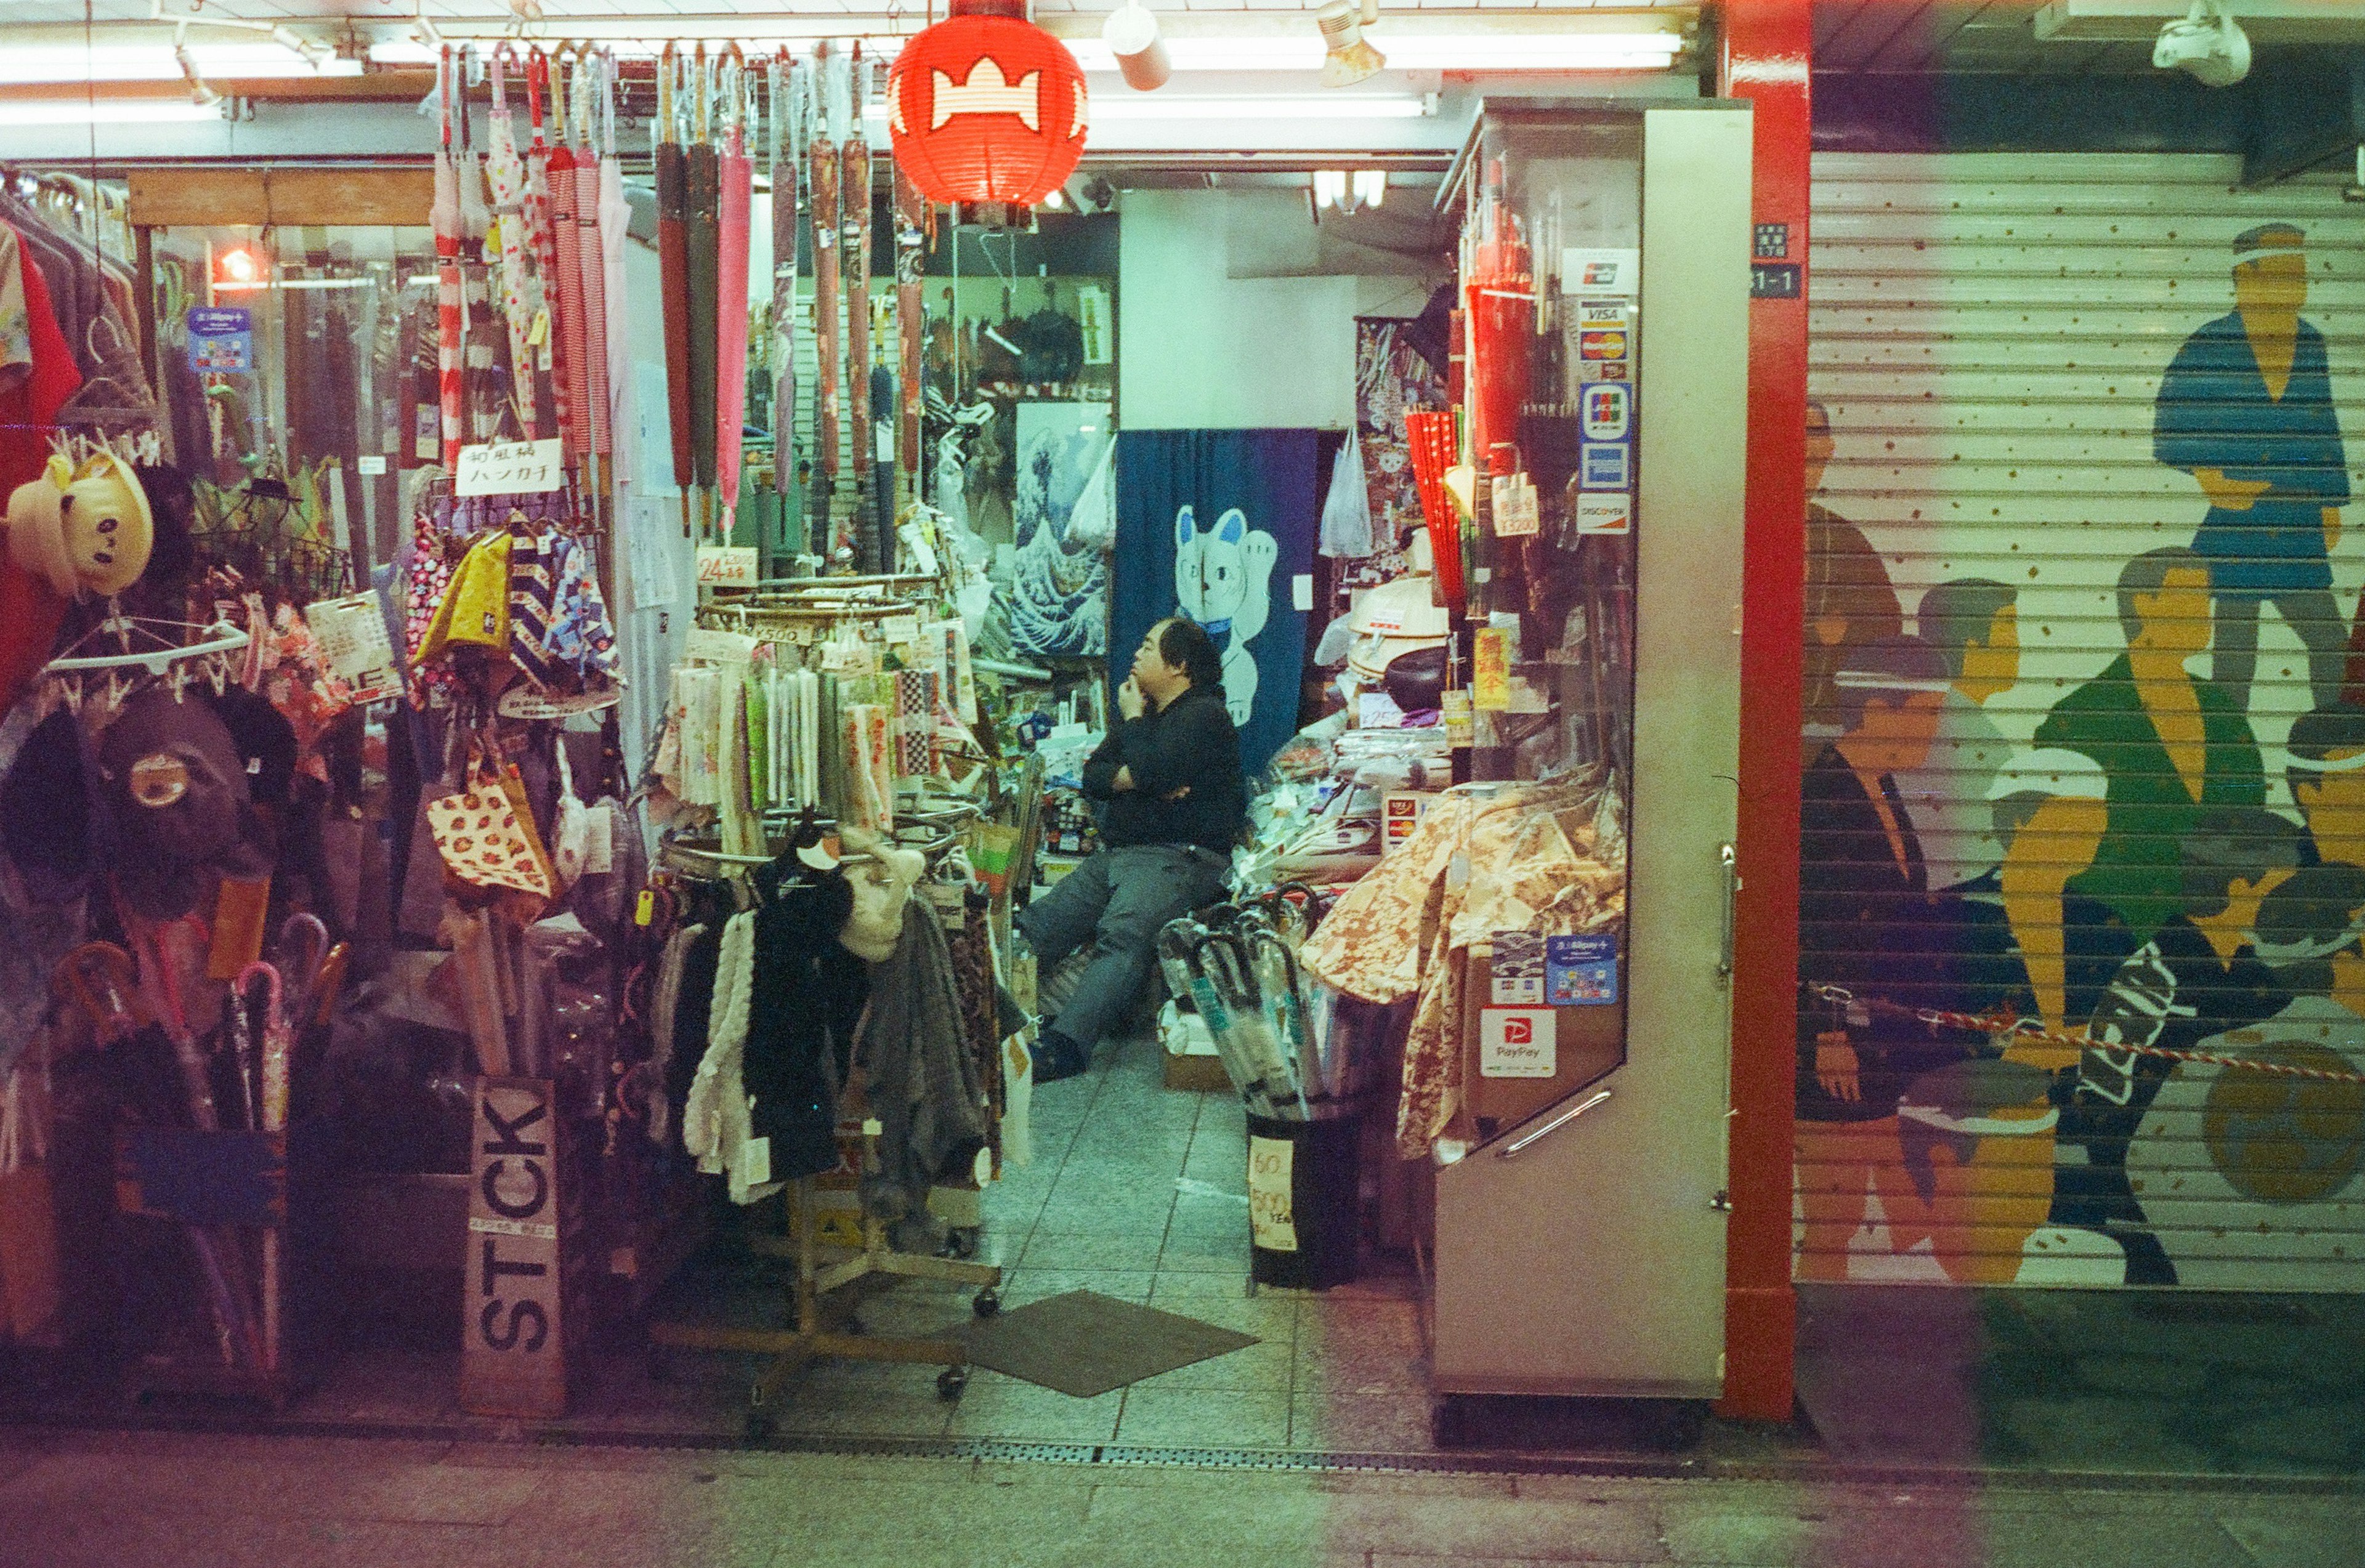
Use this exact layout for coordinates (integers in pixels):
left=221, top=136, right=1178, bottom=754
left=744, top=1031, right=1442, bottom=1452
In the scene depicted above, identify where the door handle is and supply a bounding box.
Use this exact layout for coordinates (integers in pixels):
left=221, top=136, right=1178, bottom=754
left=1717, top=842, right=1739, bottom=979
left=1495, top=1087, right=1613, bottom=1160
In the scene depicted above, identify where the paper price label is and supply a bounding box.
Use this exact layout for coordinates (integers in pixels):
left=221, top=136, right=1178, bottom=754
left=1248, top=1135, right=1298, bottom=1253
left=456, top=438, right=565, bottom=496
left=1490, top=474, right=1540, bottom=538
left=304, top=592, right=401, bottom=705
left=695, top=546, right=758, bottom=589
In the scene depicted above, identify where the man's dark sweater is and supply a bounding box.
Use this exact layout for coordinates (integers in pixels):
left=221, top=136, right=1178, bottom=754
left=1079, top=684, right=1248, bottom=852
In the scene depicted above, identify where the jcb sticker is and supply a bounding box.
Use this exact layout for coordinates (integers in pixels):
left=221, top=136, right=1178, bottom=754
left=1582, top=384, right=1631, bottom=442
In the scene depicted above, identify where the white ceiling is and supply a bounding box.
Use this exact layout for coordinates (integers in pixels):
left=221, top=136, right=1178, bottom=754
left=10, top=0, right=1682, bottom=20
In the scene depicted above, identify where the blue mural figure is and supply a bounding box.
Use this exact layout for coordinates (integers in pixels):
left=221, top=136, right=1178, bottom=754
left=2034, top=549, right=2265, bottom=943
left=2055, top=807, right=2299, bottom=1284
left=2154, top=222, right=2351, bottom=714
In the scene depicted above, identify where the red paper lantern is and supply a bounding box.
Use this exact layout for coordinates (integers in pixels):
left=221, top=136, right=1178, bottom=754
left=887, top=0, right=1087, bottom=208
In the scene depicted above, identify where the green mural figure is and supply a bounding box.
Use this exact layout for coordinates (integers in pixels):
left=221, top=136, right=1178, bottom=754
left=2056, top=807, right=2300, bottom=1284
left=2035, top=549, right=2266, bottom=941
left=1802, top=400, right=1905, bottom=737
left=2154, top=223, right=2350, bottom=714
left=1896, top=578, right=2018, bottom=893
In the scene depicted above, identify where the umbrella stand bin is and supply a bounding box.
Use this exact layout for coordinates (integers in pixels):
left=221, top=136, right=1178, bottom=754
left=1246, top=1111, right=1361, bottom=1291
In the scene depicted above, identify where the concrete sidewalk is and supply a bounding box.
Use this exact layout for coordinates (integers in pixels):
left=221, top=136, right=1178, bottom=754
left=1, top=1426, right=2358, bottom=1568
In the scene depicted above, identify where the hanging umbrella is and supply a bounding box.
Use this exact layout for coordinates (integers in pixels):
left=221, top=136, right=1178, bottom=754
left=654, top=46, right=693, bottom=534
left=483, top=46, right=540, bottom=441
left=714, top=48, right=753, bottom=539
left=769, top=54, right=804, bottom=524
left=598, top=52, right=633, bottom=488
left=456, top=47, right=495, bottom=443
left=523, top=47, right=576, bottom=463
left=684, top=45, right=723, bottom=538
left=544, top=51, right=589, bottom=469
left=895, top=166, right=925, bottom=499
left=432, top=48, right=464, bottom=471
left=843, top=46, right=877, bottom=573
left=808, top=42, right=844, bottom=562
left=571, top=52, right=612, bottom=482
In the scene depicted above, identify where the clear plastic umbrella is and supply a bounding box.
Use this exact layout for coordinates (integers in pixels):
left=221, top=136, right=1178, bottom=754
left=598, top=52, right=632, bottom=487
left=483, top=46, right=540, bottom=440
left=571, top=52, right=612, bottom=473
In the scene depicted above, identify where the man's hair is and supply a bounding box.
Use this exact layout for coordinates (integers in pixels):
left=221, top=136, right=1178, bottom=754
left=2180, top=807, right=2306, bottom=921
left=2116, top=546, right=2207, bottom=644
left=2286, top=702, right=2365, bottom=804
left=2253, top=861, right=2365, bottom=995
left=1154, top=617, right=1226, bottom=692
left=1917, top=578, right=2016, bottom=681
left=2233, top=222, right=2306, bottom=261
left=1806, top=398, right=1830, bottom=430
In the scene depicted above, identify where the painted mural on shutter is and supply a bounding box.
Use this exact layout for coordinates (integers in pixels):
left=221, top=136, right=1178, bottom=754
left=1798, top=153, right=2365, bottom=1291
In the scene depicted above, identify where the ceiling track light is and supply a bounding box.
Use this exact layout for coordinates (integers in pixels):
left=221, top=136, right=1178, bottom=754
left=1316, top=1, right=1385, bottom=89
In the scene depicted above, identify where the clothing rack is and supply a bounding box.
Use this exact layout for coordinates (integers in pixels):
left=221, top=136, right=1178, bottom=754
left=645, top=826, right=1003, bottom=1434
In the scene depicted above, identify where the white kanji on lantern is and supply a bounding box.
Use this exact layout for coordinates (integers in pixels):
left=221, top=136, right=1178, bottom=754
left=1070, top=78, right=1087, bottom=137
left=930, top=58, right=1041, bottom=131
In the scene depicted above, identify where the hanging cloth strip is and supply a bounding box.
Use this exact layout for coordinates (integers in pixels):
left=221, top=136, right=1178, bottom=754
left=843, top=49, right=876, bottom=572
left=714, top=54, right=754, bottom=535
left=432, top=50, right=466, bottom=469
left=807, top=44, right=844, bottom=556
left=572, top=54, right=613, bottom=463
left=524, top=49, right=577, bottom=461
left=483, top=47, right=541, bottom=441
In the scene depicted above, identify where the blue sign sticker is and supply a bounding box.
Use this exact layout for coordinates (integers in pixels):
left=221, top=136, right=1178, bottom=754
left=187, top=306, right=253, bottom=374
left=1546, top=933, right=1619, bottom=1006
left=1580, top=443, right=1630, bottom=490
left=1580, top=384, right=1631, bottom=442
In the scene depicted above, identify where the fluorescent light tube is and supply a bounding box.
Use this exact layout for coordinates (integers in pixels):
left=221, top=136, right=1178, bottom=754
left=1, top=45, right=359, bottom=84
left=861, top=92, right=1429, bottom=124
left=1061, top=32, right=1678, bottom=73
left=0, top=99, right=224, bottom=124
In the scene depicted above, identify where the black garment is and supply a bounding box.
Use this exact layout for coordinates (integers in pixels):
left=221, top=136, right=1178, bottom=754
left=1797, top=743, right=1988, bottom=1123
left=742, top=870, right=869, bottom=1182
left=2050, top=913, right=2286, bottom=1285
left=1080, top=684, right=1247, bottom=853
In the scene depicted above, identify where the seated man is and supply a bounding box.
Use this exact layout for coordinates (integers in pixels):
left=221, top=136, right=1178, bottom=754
left=1017, top=618, right=1246, bottom=1083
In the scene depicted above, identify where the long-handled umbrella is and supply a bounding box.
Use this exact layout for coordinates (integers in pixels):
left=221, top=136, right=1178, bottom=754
left=769, top=54, right=804, bottom=528
left=483, top=46, right=540, bottom=440
left=808, top=43, right=844, bottom=561
left=432, top=48, right=464, bottom=470
left=524, top=48, right=576, bottom=463
left=570, top=52, right=612, bottom=479
left=457, top=47, right=495, bottom=443
left=685, top=46, right=722, bottom=538
left=895, top=166, right=926, bottom=501
left=597, top=51, right=632, bottom=488
left=655, top=46, right=693, bottom=533
left=843, top=46, right=877, bottom=572
left=544, top=51, right=589, bottom=469
left=714, top=47, right=753, bottom=538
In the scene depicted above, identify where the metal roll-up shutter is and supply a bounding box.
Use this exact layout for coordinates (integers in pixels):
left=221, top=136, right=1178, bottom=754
left=1798, top=152, right=2365, bottom=1291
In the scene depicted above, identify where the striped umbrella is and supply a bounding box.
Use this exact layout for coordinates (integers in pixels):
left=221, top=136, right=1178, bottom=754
left=598, top=52, right=632, bottom=487
left=432, top=49, right=464, bottom=470
left=685, top=46, right=723, bottom=535
left=483, top=46, right=540, bottom=440
left=569, top=52, right=611, bottom=466
left=655, top=46, right=693, bottom=531
left=544, top=52, right=589, bottom=466
left=714, top=49, right=753, bottom=535
left=524, top=48, right=576, bottom=462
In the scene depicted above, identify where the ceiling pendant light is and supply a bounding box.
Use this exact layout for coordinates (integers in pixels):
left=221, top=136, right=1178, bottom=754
left=1102, top=2, right=1171, bottom=92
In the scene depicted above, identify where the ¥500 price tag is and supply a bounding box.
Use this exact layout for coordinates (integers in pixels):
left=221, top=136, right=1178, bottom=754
left=455, top=438, right=565, bottom=497
left=1247, top=1136, right=1298, bottom=1253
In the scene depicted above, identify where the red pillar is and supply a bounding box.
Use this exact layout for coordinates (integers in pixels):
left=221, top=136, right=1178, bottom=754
left=1716, top=0, right=1810, bottom=1425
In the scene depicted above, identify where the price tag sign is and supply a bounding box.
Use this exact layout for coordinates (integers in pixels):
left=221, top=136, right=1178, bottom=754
left=1490, top=474, right=1540, bottom=538
left=303, top=592, right=400, bottom=705
left=1472, top=627, right=1512, bottom=711
left=695, top=546, right=758, bottom=589
left=1247, top=1135, right=1298, bottom=1253
left=455, top=438, right=565, bottom=497
left=187, top=307, right=252, bottom=373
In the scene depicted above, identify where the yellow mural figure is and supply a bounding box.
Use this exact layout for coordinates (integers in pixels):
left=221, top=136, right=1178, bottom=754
left=1802, top=400, right=1905, bottom=737
left=2154, top=224, right=2350, bottom=714
left=2286, top=703, right=2365, bottom=868
left=1989, top=751, right=2111, bottom=1040
left=2126, top=861, right=2365, bottom=1287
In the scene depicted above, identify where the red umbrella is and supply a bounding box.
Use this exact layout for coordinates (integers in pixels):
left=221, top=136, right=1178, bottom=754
left=685, top=46, right=722, bottom=535
left=544, top=51, right=588, bottom=467
left=715, top=48, right=753, bottom=534
left=432, top=48, right=464, bottom=469
left=655, top=46, right=693, bottom=533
